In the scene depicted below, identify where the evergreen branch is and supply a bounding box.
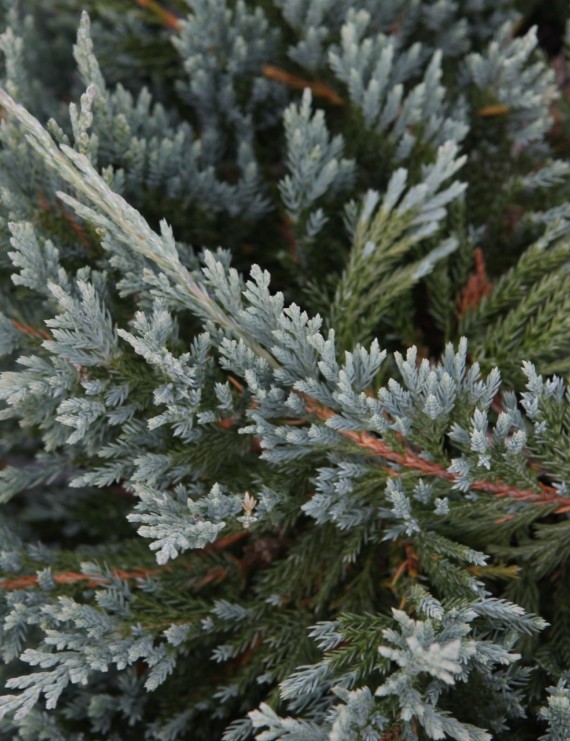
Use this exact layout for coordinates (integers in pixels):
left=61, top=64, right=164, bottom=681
left=303, top=395, right=570, bottom=512
left=0, top=11, right=567, bottom=731
left=0, top=87, right=278, bottom=369
left=2, top=85, right=564, bottom=517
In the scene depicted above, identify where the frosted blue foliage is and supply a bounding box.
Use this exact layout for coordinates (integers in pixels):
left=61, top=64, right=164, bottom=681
left=34, top=568, right=54, bottom=591
left=280, top=661, right=332, bottom=700
left=274, top=0, right=351, bottom=71
left=470, top=408, right=490, bottom=467
left=147, top=710, right=195, bottom=741
left=8, top=221, right=65, bottom=295
left=0, top=312, right=21, bottom=356
left=144, top=648, right=177, bottom=692
left=302, top=459, right=372, bottom=529
left=412, top=480, right=434, bottom=505
left=505, top=429, right=526, bottom=456
left=380, top=478, right=421, bottom=538
left=74, top=14, right=183, bottom=170
left=378, top=612, right=464, bottom=685
left=214, top=381, right=235, bottom=412
left=422, top=1, right=469, bottom=56
left=520, top=160, right=570, bottom=191
left=472, top=597, right=548, bottom=635
left=256, top=485, right=285, bottom=522
left=249, top=684, right=400, bottom=739
left=213, top=684, right=241, bottom=703
left=0, top=708, right=83, bottom=741
left=375, top=608, right=495, bottom=740
left=329, top=12, right=468, bottom=157
left=179, top=245, right=521, bottom=518
left=0, top=99, right=532, bottom=527
left=377, top=339, right=471, bottom=435
left=466, top=22, right=557, bottom=148
left=402, top=141, right=467, bottom=229
left=1, top=589, right=47, bottom=663
left=127, top=482, right=242, bottom=564
left=173, top=0, right=285, bottom=133
left=328, top=686, right=388, bottom=741
left=72, top=12, right=272, bottom=221
left=0, top=355, right=77, bottom=434
left=211, top=600, right=251, bottom=622
left=521, top=363, right=567, bottom=422
left=308, top=621, right=344, bottom=652
left=539, top=679, right=570, bottom=741
left=0, top=60, right=563, bottom=737
left=0, top=8, right=58, bottom=116
left=0, top=578, right=171, bottom=722
left=117, top=307, right=214, bottom=437
left=248, top=590, right=542, bottom=741
left=0, top=25, right=28, bottom=101
left=0, top=89, right=470, bottom=395
left=222, top=717, right=254, bottom=741
left=43, top=280, right=118, bottom=367
left=73, top=12, right=106, bottom=99
left=55, top=397, right=106, bottom=445
left=410, top=586, right=445, bottom=621
left=434, top=497, right=449, bottom=515
left=249, top=702, right=327, bottom=741
left=212, top=644, right=240, bottom=663
left=68, top=85, right=97, bottom=158
left=130, top=453, right=184, bottom=489
left=447, top=457, right=474, bottom=492
left=274, top=0, right=506, bottom=74
left=279, top=89, right=355, bottom=243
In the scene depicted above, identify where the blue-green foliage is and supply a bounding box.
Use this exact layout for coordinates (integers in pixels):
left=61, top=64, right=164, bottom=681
left=0, top=1, right=569, bottom=739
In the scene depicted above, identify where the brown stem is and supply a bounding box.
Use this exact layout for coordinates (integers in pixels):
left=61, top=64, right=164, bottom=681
left=0, top=566, right=161, bottom=590
left=37, top=193, right=93, bottom=251
left=457, top=247, right=492, bottom=317
left=262, top=65, right=344, bottom=106
left=1, top=532, right=250, bottom=591
left=136, top=0, right=181, bottom=30
left=11, top=319, right=51, bottom=340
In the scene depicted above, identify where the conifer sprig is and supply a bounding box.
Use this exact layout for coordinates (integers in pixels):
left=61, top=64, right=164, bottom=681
left=1, top=2, right=570, bottom=739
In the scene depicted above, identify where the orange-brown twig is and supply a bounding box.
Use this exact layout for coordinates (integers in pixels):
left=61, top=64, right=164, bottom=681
left=37, top=193, right=93, bottom=251
left=191, top=566, right=229, bottom=590
left=11, top=319, right=51, bottom=341
left=1, top=531, right=252, bottom=592
left=203, top=530, right=249, bottom=553
left=262, top=65, right=344, bottom=106
left=0, top=566, right=161, bottom=591
left=136, top=0, right=181, bottom=30
left=218, top=417, right=238, bottom=430
left=390, top=544, right=418, bottom=588
left=478, top=103, right=510, bottom=118
left=228, top=376, right=245, bottom=392
left=457, top=247, right=492, bottom=317
left=279, top=213, right=300, bottom=264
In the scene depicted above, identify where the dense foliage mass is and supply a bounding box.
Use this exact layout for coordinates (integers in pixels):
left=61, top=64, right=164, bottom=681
left=1, top=1, right=570, bottom=738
